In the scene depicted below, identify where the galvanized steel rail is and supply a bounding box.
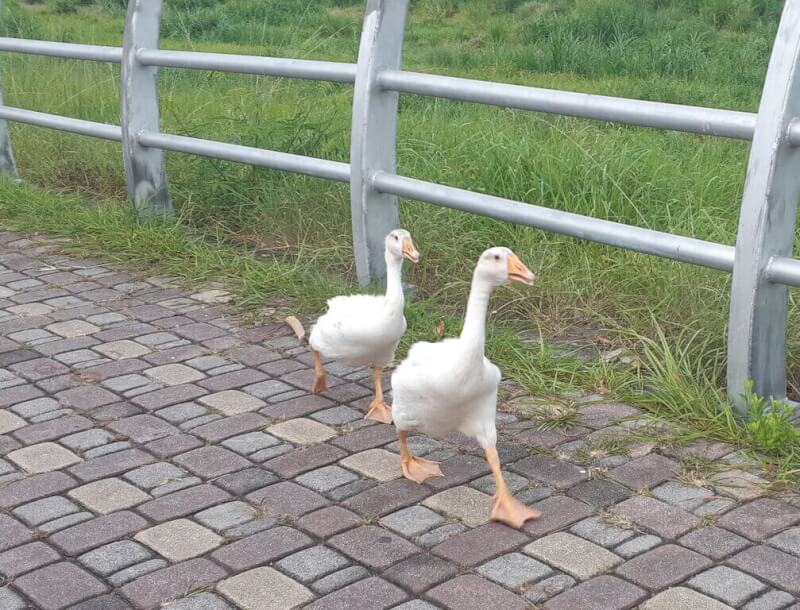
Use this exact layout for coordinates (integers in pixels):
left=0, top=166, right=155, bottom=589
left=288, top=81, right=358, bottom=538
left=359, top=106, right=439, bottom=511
left=1, top=0, right=800, bottom=413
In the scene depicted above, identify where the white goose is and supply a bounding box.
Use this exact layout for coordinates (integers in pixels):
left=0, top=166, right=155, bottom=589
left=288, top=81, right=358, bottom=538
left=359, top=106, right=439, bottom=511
left=306, top=229, right=419, bottom=423
left=391, top=247, right=540, bottom=528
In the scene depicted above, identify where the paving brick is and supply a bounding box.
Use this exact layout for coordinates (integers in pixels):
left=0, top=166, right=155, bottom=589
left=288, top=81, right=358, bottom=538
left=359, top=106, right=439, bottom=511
left=69, top=593, right=137, bottom=610
left=95, top=340, right=151, bottom=360
left=310, top=565, right=368, bottom=595
left=432, top=522, right=528, bottom=566
left=422, top=485, right=492, bottom=527
left=135, top=519, right=223, bottom=561
left=0, top=471, right=76, bottom=508
left=138, top=484, right=231, bottom=522
left=719, top=499, right=800, bottom=541
left=340, top=448, right=400, bottom=482
left=109, top=414, right=180, bottom=443
left=546, top=575, right=648, bottom=610
left=524, top=574, right=577, bottom=604
left=221, top=431, right=280, bottom=456
left=306, top=575, right=405, bottom=610
left=14, top=414, right=94, bottom=444
left=131, top=384, right=207, bottom=410
left=14, top=561, right=108, bottom=610
left=46, top=320, right=99, bottom=338
left=262, top=443, right=346, bottom=478
left=217, top=567, right=313, bottom=610
left=0, top=541, right=59, bottom=577
left=768, top=525, right=800, bottom=557
left=275, top=545, right=350, bottom=583
left=268, top=417, right=337, bottom=445
left=743, top=590, right=795, bottom=610
left=193, top=412, right=269, bottom=442
left=0, top=513, right=32, bottom=551
left=173, top=445, right=251, bottom=478
left=477, top=551, right=552, bottom=588
left=384, top=552, right=459, bottom=594
left=195, top=501, right=255, bottom=531
left=0, top=383, right=44, bottom=407
left=78, top=540, right=152, bottom=578
left=711, top=469, right=770, bottom=501
left=144, top=433, right=203, bottom=459
left=124, top=462, right=187, bottom=489
left=108, top=558, right=167, bottom=587
left=616, top=544, right=712, bottom=590
left=160, top=592, right=231, bottom=610
left=198, top=390, right=266, bottom=416
left=120, top=558, right=226, bottom=609
left=379, top=506, right=446, bottom=538
left=344, top=478, right=432, bottom=516
left=641, top=587, right=736, bottom=610
left=7, top=442, right=81, bottom=473
left=13, top=495, right=80, bottom=526
left=428, top=574, right=529, bottom=610
left=608, top=453, right=680, bottom=490
left=246, top=481, right=329, bottom=517
left=0, top=410, right=25, bottom=434
left=215, top=467, right=277, bottom=495
left=10, top=358, right=70, bottom=381
left=327, top=525, right=419, bottom=569
left=652, top=480, right=714, bottom=510
left=679, top=526, right=750, bottom=560
left=525, top=532, right=622, bottom=580
left=295, top=505, right=362, bottom=539
left=571, top=516, right=636, bottom=547
left=728, top=545, right=800, bottom=595
left=69, top=448, right=155, bottom=482
left=612, top=496, right=700, bottom=539
left=511, top=454, right=588, bottom=489
left=211, top=526, right=312, bottom=570
left=329, top=422, right=396, bottom=453
left=688, top=566, right=767, bottom=606
left=523, top=495, right=594, bottom=537
left=296, top=464, right=359, bottom=492
left=143, top=363, right=205, bottom=385
left=198, top=368, right=267, bottom=392
left=60, top=428, right=115, bottom=452
left=49, top=510, right=147, bottom=555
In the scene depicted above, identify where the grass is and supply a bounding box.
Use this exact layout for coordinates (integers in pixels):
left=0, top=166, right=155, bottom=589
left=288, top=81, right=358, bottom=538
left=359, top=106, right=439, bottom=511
left=2, top=0, right=800, bottom=484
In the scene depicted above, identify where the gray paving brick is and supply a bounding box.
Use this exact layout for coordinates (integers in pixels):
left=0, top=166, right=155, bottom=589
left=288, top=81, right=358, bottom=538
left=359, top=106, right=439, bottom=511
left=616, top=544, right=712, bottom=590
left=571, top=516, right=636, bottom=547
left=680, top=526, right=750, bottom=560
left=744, top=590, right=796, bottom=610
left=221, top=431, right=280, bottom=455
left=108, top=558, right=167, bottom=587
left=14, top=561, right=108, bottom=610
left=0, top=588, right=27, bottom=610
left=478, top=551, right=553, bottom=588
left=195, top=501, right=255, bottom=531
left=307, top=576, right=406, bottom=610
left=296, top=465, right=360, bottom=492
left=719, top=499, right=800, bottom=541
left=688, top=566, right=768, bottom=606
left=13, top=495, right=80, bottom=527
left=311, top=565, right=370, bottom=595
left=768, top=526, right=800, bottom=557
left=524, top=574, right=577, bottom=604
left=728, top=546, right=800, bottom=595
left=614, top=534, right=662, bottom=558
left=544, top=575, right=646, bottom=610
left=79, top=541, right=153, bottom=576
left=276, top=545, right=350, bottom=582
left=0, top=541, right=60, bottom=578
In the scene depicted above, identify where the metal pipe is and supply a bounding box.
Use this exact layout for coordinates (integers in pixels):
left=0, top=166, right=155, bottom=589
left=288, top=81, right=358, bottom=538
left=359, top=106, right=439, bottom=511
left=0, top=106, right=122, bottom=141
left=765, top=255, right=800, bottom=287
left=379, top=70, right=757, bottom=141
left=136, top=49, right=356, bottom=83
left=137, top=130, right=350, bottom=183
left=372, top=171, right=735, bottom=271
left=0, top=37, right=122, bottom=63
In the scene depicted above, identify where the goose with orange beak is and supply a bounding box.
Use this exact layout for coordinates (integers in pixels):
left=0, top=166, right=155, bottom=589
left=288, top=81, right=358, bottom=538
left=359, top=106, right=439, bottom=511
left=391, top=247, right=540, bottom=528
left=302, top=229, right=419, bottom=423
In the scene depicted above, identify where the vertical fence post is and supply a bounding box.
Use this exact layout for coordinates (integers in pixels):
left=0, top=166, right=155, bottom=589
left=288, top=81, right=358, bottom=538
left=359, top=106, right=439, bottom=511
left=0, top=0, right=18, bottom=181
left=350, top=0, right=409, bottom=286
left=121, top=0, right=172, bottom=217
left=727, top=0, right=800, bottom=413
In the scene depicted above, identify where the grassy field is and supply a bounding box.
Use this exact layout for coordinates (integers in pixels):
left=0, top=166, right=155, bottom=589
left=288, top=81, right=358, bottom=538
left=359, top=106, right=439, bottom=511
left=2, top=0, right=800, bottom=480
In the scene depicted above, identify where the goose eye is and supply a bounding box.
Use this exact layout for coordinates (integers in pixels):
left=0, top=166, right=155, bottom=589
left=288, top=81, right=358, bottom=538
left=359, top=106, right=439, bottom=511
left=494, top=254, right=500, bottom=261
left=394, top=235, right=399, bottom=240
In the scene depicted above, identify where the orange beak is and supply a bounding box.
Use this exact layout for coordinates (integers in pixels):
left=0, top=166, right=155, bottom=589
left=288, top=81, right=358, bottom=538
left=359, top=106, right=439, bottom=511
left=402, top=237, right=420, bottom=263
left=507, top=253, right=535, bottom=285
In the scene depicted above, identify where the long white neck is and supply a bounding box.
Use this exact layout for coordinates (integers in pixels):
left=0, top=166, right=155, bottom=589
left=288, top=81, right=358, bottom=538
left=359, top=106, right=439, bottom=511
left=459, top=271, right=493, bottom=358
left=383, top=251, right=404, bottom=312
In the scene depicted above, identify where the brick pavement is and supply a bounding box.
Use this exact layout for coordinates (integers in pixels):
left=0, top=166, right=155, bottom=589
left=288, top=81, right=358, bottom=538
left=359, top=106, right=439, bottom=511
left=0, top=229, right=799, bottom=610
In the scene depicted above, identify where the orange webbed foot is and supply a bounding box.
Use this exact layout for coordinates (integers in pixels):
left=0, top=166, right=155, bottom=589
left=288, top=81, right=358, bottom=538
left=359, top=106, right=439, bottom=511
left=402, top=456, right=444, bottom=483
left=490, top=490, right=541, bottom=529
left=312, top=374, right=328, bottom=394
left=365, top=399, right=392, bottom=424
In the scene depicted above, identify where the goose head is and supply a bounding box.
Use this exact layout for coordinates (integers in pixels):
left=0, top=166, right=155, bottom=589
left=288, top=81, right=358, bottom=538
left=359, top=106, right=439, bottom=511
left=474, top=247, right=535, bottom=287
left=386, top=229, right=420, bottom=263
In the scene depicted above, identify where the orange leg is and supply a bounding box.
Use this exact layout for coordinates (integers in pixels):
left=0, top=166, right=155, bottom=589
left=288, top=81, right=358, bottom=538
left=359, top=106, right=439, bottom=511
left=364, top=367, right=392, bottom=423
left=399, top=430, right=443, bottom=483
left=486, top=445, right=540, bottom=528
left=311, top=348, right=328, bottom=394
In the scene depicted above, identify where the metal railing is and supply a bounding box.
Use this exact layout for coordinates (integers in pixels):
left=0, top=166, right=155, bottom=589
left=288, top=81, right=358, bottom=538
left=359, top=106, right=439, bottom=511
left=1, top=0, right=800, bottom=414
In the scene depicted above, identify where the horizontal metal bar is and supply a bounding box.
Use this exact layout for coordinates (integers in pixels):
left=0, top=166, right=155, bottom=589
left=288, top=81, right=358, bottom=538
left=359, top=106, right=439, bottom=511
left=137, top=130, right=350, bottom=183
left=379, top=70, right=757, bottom=141
left=0, top=105, right=122, bottom=141
left=136, top=49, right=356, bottom=83
left=0, top=37, right=122, bottom=63
left=764, top=255, right=800, bottom=288
left=372, top=171, right=735, bottom=272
